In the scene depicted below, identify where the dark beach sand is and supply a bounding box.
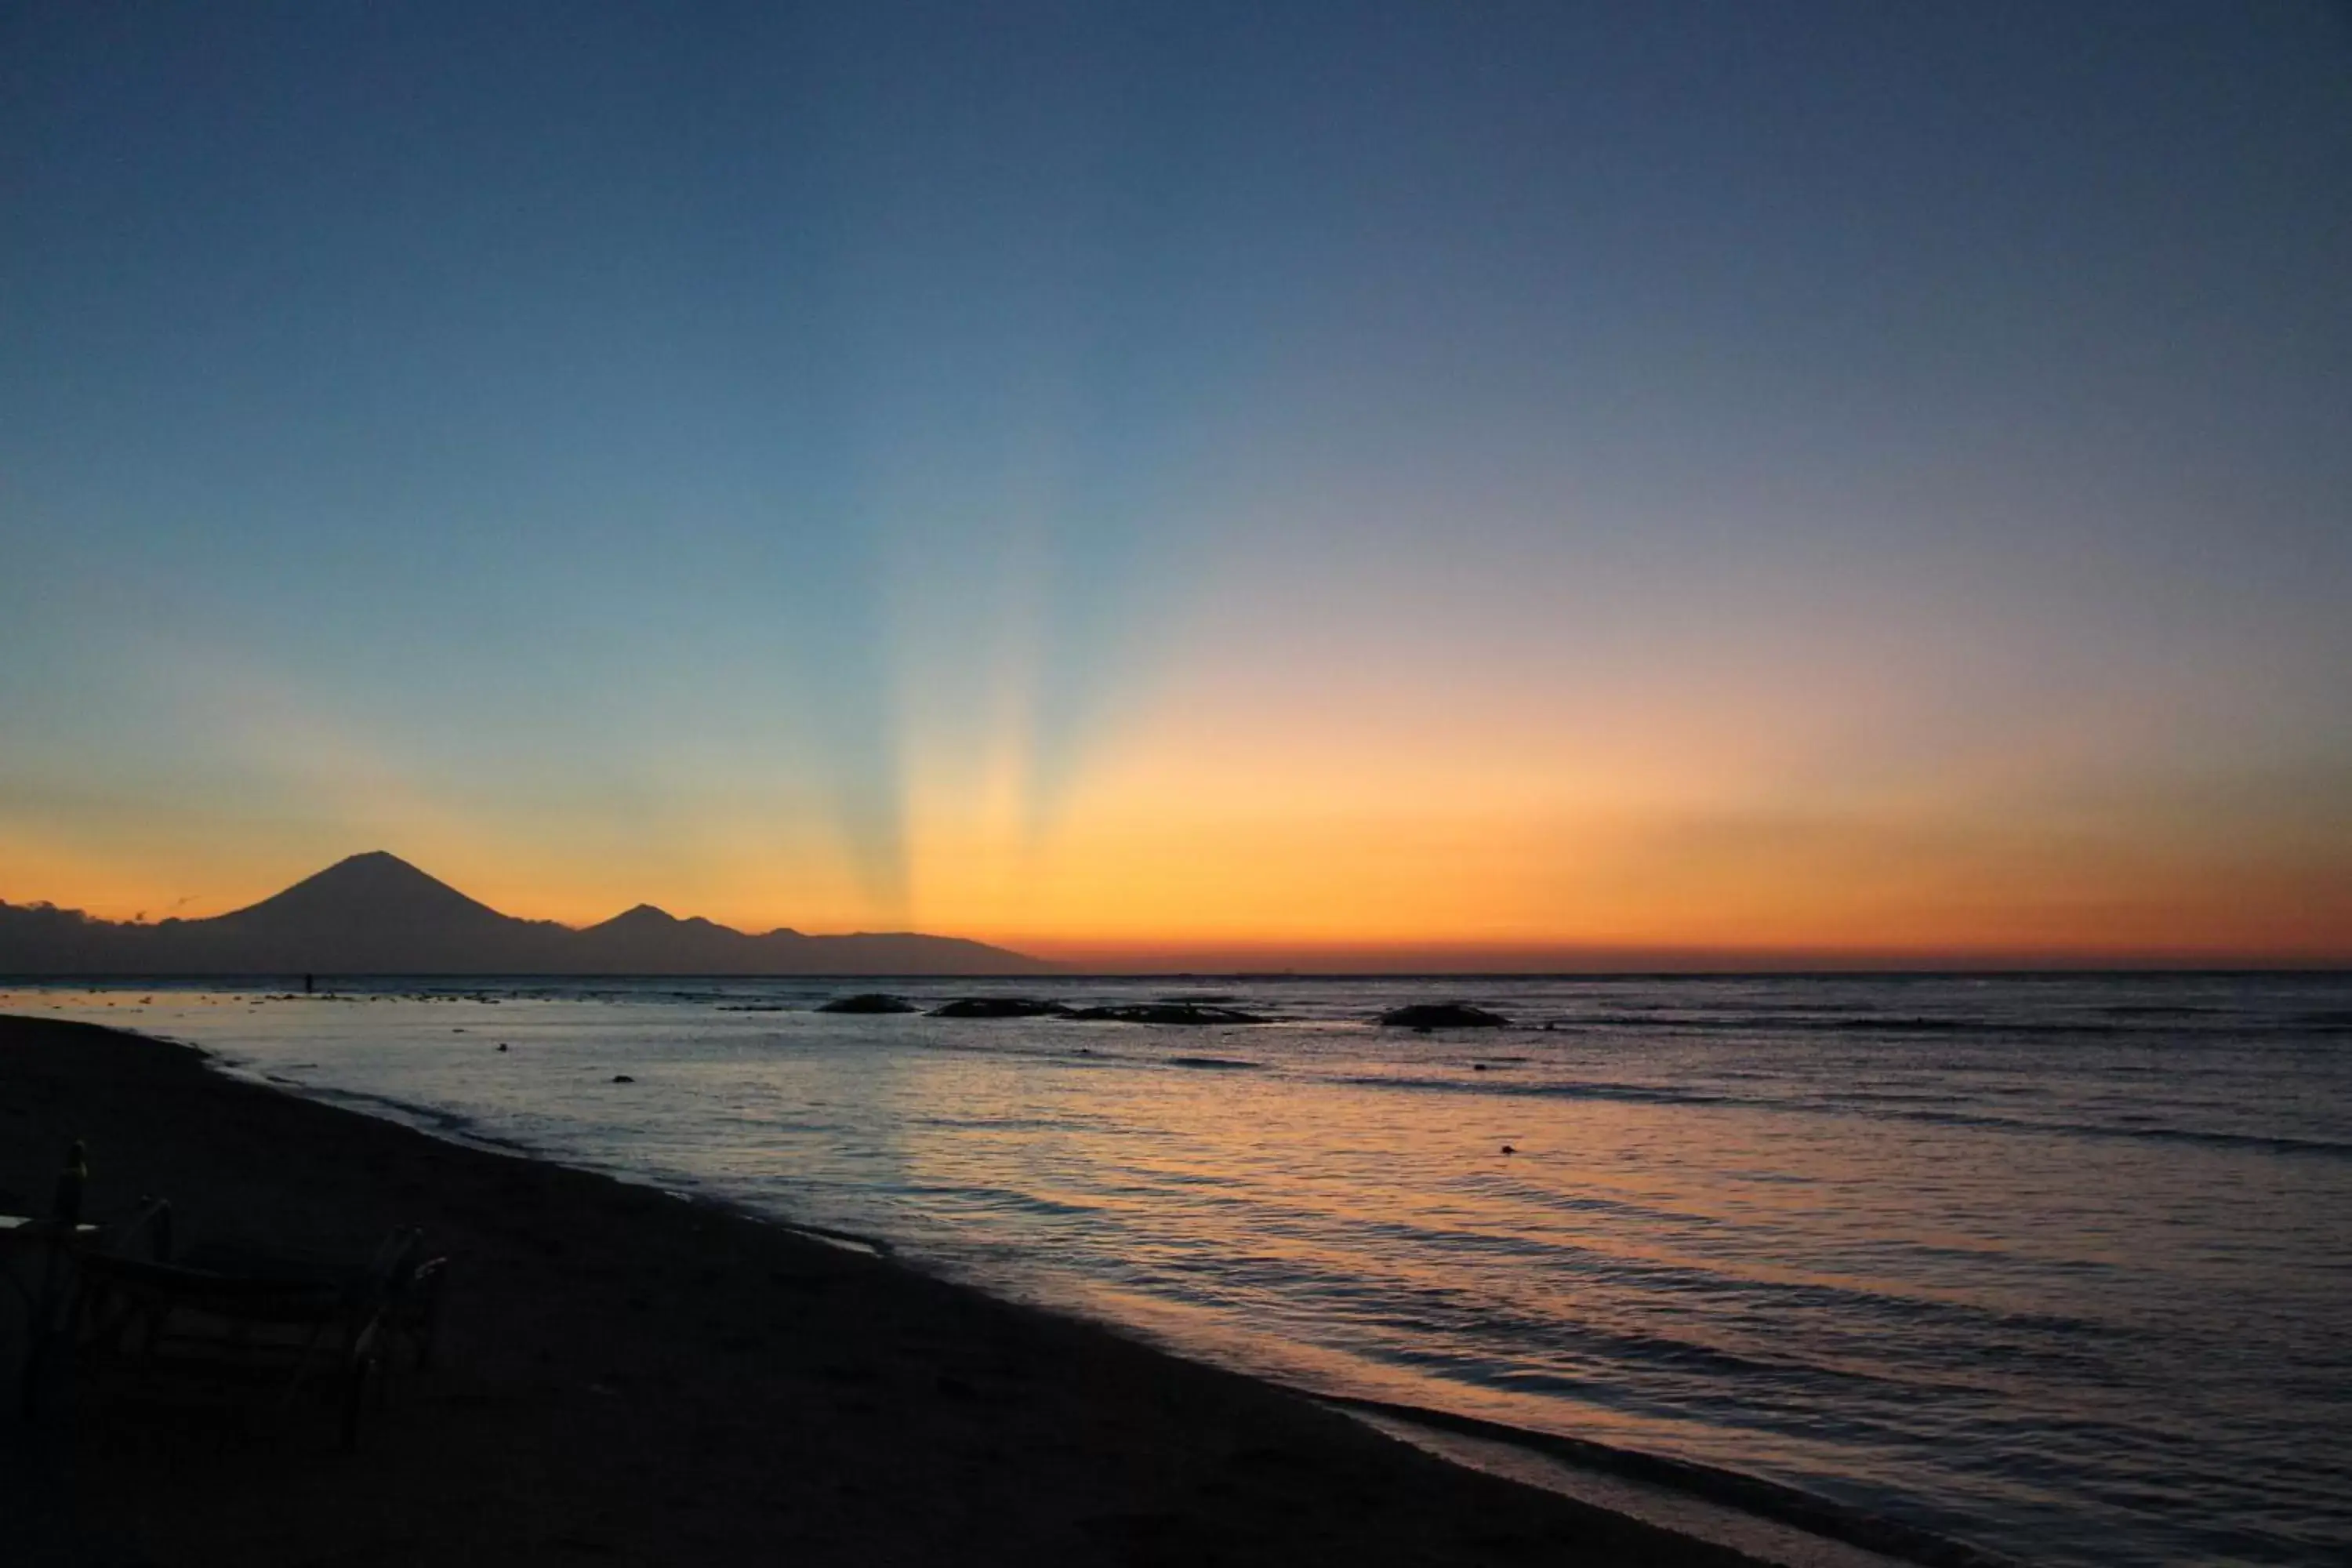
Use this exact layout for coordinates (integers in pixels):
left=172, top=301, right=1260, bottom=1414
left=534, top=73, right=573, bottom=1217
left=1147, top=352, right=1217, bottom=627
left=1, top=1014, right=1755, bottom=1567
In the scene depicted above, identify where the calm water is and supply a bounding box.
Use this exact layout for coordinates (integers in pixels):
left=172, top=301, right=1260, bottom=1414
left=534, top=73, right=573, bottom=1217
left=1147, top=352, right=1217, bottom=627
left=9, top=974, right=2349, bottom=1566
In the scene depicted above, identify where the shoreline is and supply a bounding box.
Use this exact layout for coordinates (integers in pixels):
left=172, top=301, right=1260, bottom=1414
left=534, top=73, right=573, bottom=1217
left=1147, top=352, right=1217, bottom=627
left=0, top=1020, right=1985, bottom=1568
left=183, top=1025, right=1980, bottom=1566
left=3, top=1013, right=1767, bottom=1566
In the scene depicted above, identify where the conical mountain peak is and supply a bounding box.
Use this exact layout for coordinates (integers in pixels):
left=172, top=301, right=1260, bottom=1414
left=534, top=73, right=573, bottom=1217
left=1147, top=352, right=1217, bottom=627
left=216, top=851, right=508, bottom=934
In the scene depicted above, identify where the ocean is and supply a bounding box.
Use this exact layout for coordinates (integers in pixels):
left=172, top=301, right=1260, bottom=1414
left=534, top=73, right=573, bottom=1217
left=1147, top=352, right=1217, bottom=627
left=9, top=973, right=2347, bottom=1566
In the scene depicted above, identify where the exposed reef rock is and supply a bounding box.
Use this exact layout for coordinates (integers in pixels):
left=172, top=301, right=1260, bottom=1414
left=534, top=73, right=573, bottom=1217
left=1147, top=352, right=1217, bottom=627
left=816, top=993, right=920, bottom=1014
left=1065, top=1003, right=1269, bottom=1025
left=1379, top=1003, right=1511, bottom=1029
left=927, top=997, right=1075, bottom=1019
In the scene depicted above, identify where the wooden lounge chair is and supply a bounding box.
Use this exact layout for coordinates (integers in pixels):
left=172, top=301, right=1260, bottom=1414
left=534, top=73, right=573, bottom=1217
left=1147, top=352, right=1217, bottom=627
left=73, top=1223, right=448, bottom=1449
left=5, top=1196, right=169, bottom=1418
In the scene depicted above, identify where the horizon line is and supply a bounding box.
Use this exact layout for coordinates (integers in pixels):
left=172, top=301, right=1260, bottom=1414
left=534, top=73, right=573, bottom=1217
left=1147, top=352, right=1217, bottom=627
left=10, top=850, right=2348, bottom=971
left=5, top=962, right=2348, bottom=982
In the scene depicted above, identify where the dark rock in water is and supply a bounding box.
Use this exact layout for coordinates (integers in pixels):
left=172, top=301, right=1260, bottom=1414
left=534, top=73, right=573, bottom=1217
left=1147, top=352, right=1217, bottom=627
left=611, top=1074, right=636, bottom=1083
left=816, top=993, right=919, bottom=1014
left=1065, top=1003, right=1269, bottom=1025
left=1379, top=1003, right=1510, bottom=1029
left=928, top=997, right=1074, bottom=1019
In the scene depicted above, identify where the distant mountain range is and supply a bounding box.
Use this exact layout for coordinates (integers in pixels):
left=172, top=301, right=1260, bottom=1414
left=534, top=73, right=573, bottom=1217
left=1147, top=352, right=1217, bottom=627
left=0, top=851, right=1051, bottom=976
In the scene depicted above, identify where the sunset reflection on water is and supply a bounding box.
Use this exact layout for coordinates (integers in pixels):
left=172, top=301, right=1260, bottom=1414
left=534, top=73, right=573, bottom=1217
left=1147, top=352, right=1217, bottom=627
left=13, top=974, right=2350, bottom=1566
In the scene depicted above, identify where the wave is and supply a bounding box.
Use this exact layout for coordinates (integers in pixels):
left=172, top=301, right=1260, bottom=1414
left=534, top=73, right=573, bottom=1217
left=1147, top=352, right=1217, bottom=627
left=1548, top=1012, right=2158, bottom=1036
left=1330, top=1073, right=2352, bottom=1156
left=1323, top=1395, right=2020, bottom=1568
left=1334, top=1074, right=1741, bottom=1109
left=1875, top=1109, right=2352, bottom=1158
left=281, top=1082, right=534, bottom=1153
left=1544, top=1009, right=2352, bottom=1037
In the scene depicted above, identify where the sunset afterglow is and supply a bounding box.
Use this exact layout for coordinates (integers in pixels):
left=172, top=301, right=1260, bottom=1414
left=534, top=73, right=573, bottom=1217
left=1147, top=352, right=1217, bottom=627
left=4, top=4, right=2347, bottom=966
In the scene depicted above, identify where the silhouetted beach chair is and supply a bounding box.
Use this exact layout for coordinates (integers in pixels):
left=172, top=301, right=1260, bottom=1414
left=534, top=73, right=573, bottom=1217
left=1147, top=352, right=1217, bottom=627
left=73, top=1223, right=447, bottom=1448
left=4, top=1197, right=168, bottom=1417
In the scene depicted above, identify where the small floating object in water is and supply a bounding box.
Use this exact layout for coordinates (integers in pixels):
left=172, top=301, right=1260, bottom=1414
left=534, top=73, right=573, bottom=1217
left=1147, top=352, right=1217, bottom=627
left=1472, top=1062, right=1489, bottom=1071
left=496, top=1043, right=509, bottom=1052
left=612, top=1074, right=636, bottom=1083
left=1501, top=1144, right=1516, bottom=1155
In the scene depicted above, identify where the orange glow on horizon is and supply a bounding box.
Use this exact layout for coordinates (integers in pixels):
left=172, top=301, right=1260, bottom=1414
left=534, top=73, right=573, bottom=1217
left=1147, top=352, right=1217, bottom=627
left=10, top=747, right=2347, bottom=968
left=6, top=605, right=2347, bottom=966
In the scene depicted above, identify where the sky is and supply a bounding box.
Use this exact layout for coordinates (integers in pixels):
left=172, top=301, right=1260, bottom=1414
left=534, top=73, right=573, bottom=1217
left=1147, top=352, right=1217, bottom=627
left=3, top=2, right=2349, bottom=966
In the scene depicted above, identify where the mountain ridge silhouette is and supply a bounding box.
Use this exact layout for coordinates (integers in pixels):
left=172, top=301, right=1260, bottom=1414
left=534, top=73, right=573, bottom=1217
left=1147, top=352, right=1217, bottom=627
left=0, top=852, right=1049, bottom=976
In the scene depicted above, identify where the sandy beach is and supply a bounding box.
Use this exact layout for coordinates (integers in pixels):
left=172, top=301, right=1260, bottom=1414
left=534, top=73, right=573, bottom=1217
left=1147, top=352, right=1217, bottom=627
left=0, top=1014, right=1754, bottom=1567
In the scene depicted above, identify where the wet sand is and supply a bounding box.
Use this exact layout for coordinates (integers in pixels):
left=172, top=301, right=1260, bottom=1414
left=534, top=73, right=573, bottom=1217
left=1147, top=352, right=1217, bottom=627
left=0, top=1014, right=1755, bottom=1567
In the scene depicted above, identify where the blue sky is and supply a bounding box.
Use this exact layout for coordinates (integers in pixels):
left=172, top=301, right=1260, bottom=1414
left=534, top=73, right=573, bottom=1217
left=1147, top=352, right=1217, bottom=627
left=4, top=2, right=2347, bottom=954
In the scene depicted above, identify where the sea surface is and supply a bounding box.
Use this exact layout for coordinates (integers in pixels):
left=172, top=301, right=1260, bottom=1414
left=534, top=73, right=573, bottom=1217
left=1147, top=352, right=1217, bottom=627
left=8, top=973, right=2349, bottom=1566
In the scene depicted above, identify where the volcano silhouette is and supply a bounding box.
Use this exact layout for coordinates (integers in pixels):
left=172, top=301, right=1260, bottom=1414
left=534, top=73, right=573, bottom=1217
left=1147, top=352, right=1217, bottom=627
left=0, top=852, right=1047, bottom=976
left=207, top=851, right=519, bottom=942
